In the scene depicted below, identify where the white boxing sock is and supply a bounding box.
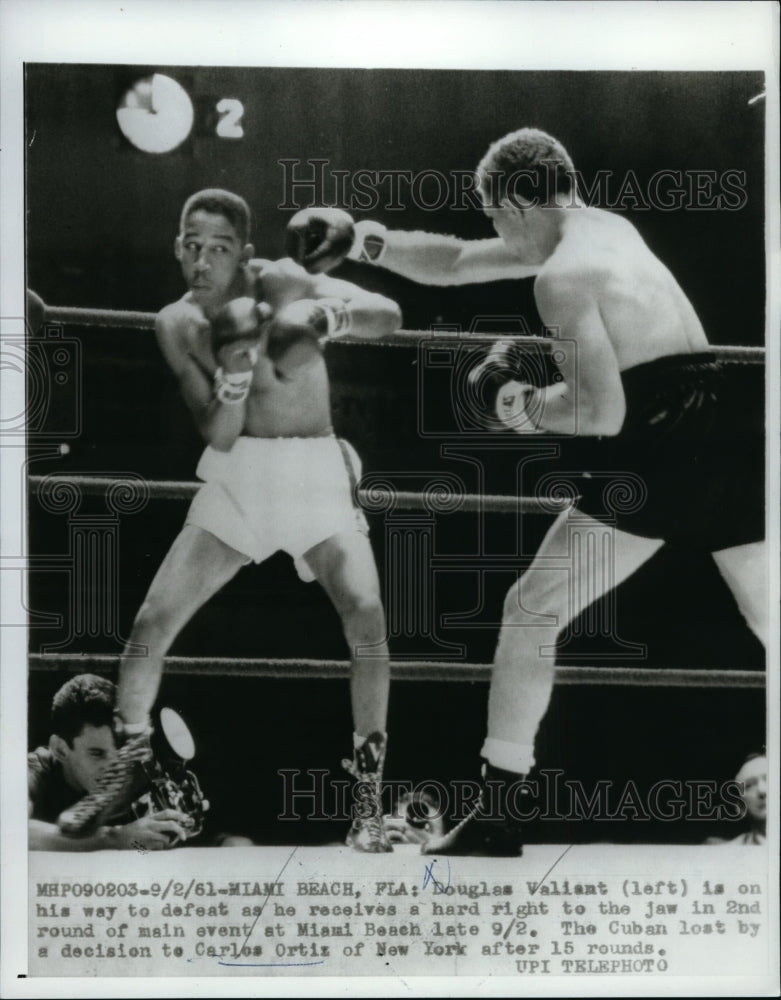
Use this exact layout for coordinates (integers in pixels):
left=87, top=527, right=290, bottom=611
left=122, top=719, right=152, bottom=737
left=481, top=737, right=535, bottom=775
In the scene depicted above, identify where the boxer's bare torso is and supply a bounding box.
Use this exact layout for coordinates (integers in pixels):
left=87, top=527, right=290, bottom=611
left=157, top=259, right=334, bottom=439
left=475, top=201, right=711, bottom=434
left=534, top=207, right=708, bottom=373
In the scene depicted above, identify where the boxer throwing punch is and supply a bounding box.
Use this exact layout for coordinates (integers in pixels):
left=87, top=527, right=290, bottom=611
left=288, top=128, right=767, bottom=856
left=58, top=189, right=402, bottom=853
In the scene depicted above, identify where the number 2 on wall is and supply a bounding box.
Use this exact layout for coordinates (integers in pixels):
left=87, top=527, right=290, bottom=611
left=215, top=99, right=245, bottom=139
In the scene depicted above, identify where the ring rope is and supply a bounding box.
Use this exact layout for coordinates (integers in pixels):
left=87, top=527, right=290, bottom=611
left=45, top=306, right=159, bottom=330
left=41, top=305, right=766, bottom=358
left=42, top=306, right=548, bottom=346
left=28, top=653, right=764, bottom=688
left=28, top=474, right=574, bottom=514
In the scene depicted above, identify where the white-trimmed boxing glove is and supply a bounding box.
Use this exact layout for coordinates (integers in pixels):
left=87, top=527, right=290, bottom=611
left=346, top=220, right=388, bottom=265
left=495, top=380, right=536, bottom=433
left=286, top=208, right=387, bottom=273
left=265, top=298, right=351, bottom=362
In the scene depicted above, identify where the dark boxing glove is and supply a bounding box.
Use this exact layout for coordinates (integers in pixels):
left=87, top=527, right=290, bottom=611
left=265, top=298, right=351, bottom=363
left=467, top=341, right=535, bottom=431
left=286, top=207, right=356, bottom=274
left=210, top=297, right=270, bottom=404
left=210, top=297, right=267, bottom=372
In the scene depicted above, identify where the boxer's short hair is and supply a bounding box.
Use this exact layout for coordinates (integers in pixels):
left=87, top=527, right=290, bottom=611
left=478, top=127, right=576, bottom=207
left=180, top=189, right=252, bottom=243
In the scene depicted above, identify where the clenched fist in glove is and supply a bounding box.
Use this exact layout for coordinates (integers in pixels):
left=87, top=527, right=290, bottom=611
left=265, top=298, right=351, bottom=362
left=286, top=208, right=387, bottom=274
left=467, top=341, right=538, bottom=433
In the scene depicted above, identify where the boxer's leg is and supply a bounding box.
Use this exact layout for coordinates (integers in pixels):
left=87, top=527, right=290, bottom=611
left=304, top=529, right=391, bottom=852
left=484, top=509, right=664, bottom=773
left=424, top=509, right=663, bottom=856
left=118, top=524, right=248, bottom=726
left=304, top=529, right=389, bottom=736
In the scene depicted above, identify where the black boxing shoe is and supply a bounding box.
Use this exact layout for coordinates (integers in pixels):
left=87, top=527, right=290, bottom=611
left=342, top=732, right=393, bottom=854
left=58, top=730, right=153, bottom=838
left=422, top=762, right=528, bottom=857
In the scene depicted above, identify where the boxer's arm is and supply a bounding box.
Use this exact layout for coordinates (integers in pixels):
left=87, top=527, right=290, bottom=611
left=285, top=209, right=539, bottom=284
left=265, top=286, right=401, bottom=377
left=375, top=230, right=541, bottom=286
left=256, top=258, right=402, bottom=341
left=530, top=274, right=626, bottom=436
left=155, top=305, right=246, bottom=452
left=309, top=272, right=402, bottom=339
left=255, top=259, right=402, bottom=374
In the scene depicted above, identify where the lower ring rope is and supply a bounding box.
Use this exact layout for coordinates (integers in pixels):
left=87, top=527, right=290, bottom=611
left=28, top=474, right=573, bottom=514
left=28, top=653, right=764, bottom=688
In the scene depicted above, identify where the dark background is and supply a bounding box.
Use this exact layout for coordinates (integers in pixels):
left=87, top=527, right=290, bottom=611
left=26, top=67, right=766, bottom=845
left=26, top=67, right=765, bottom=340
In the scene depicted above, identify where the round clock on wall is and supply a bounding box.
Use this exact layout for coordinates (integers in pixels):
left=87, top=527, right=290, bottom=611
left=116, top=73, right=194, bottom=154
